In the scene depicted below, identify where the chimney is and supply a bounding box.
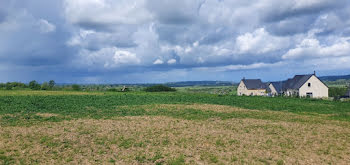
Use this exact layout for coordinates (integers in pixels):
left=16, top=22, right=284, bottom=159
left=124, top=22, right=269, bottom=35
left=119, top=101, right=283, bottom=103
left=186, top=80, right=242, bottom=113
left=313, top=71, right=316, bottom=76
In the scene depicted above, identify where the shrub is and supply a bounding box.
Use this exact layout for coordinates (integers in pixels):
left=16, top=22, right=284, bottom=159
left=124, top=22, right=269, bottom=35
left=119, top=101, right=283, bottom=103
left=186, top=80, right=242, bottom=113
left=3, top=82, right=27, bottom=90
left=329, top=87, right=347, bottom=97
left=107, top=88, right=119, bottom=92
left=41, top=82, right=50, bottom=90
left=5, top=82, right=12, bottom=90
left=29, top=80, right=41, bottom=90
left=0, top=83, right=5, bottom=89
left=144, top=85, right=176, bottom=92
left=49, top=80, right=55, bottom=89
left=72, top=84, right=81, bottom=91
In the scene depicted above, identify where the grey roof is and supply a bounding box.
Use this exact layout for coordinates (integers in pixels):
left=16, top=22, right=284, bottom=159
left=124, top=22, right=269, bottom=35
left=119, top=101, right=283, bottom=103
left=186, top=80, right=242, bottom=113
left=242, top=79, right=266, bottom=89
left=270, top=82, right=283, bottom=93
left=282, top=74, right=313, bottom=90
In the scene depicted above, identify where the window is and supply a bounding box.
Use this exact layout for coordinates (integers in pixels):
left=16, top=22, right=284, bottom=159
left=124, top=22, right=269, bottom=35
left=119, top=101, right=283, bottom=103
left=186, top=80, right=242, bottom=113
left=306, top=92, right=313, bottom=98
left=308, top=83, right=311, bottom=87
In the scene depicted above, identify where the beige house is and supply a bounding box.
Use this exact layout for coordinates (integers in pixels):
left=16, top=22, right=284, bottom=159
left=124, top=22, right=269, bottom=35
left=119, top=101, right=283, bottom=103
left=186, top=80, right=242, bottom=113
left=237, top=79, right=267, bottom=96
left=267, top=82, right=283, bottom=96
left=238, top=73, right=329, bottom=98
left=280, top=74, right=328, bottom=98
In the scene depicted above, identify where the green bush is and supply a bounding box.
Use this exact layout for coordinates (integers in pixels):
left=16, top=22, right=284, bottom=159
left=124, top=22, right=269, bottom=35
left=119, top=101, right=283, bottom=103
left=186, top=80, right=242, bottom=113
left=29, top=80, right=41, bottom=90
left=2, top=82, right=27, bottom=90
left=329, top=87, right=347, bottom=97
left=72, top=84, right=81, bottom=91
left=144, top=85, right=176, bottom=92
left=49, top=80, right=55, bottom=89
left=41, top=82, right=50, bottom=90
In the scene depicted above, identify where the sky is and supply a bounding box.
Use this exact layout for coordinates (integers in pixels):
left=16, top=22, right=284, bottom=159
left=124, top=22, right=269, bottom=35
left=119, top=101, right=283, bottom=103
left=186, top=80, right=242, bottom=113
left=0, top=0, right=350, bottom=83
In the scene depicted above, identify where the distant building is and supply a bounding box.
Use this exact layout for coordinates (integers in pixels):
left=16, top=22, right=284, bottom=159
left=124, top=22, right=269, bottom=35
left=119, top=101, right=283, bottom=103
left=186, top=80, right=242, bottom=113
left=238, top=72, right=329, bottom=98
left=237, top=79, right=267, bottom=96
left=268, top=82, right=283, bottom=96
left=281, top=74, right=328, bottom=98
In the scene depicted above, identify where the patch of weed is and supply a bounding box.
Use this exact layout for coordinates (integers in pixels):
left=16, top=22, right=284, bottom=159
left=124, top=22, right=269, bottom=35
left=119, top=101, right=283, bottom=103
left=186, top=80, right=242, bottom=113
left=168, top=155, right=185, bottom=165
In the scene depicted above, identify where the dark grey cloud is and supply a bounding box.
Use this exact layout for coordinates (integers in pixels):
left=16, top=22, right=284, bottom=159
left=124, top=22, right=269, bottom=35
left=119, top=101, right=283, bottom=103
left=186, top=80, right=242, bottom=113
left=1, top=0, right=350, bottom=83
left=0, top=11, right=6, bottom=23
left=262, top=0, right=346, bottom=22
left=265, top=16, right=316, bottom=36
left=146, top=0, right=203, bottom=25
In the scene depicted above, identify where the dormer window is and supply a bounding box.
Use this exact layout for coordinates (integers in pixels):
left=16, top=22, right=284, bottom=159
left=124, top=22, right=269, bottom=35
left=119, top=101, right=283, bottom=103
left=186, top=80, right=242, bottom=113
left=308, top=83, right=311, bottom=87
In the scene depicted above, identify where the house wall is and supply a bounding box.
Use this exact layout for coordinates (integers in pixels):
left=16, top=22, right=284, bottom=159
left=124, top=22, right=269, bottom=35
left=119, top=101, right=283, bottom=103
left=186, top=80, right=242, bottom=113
left=269, top=84, right=278, bottom=96
left=246, top=89, right=266, bottom=96
left=237, top=81, right=246, bottom=96
left=237, top=81, right=266, bottom=96
left=299, top=75, right=328, bottom=98
left=285, top=89, right=299, bottom=97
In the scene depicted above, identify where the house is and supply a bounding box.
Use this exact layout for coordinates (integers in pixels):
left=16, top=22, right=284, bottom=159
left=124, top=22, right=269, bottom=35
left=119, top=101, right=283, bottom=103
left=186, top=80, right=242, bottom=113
left=281, top=74, right=328, bottom=98
left=268, top=82, right=283, bottom=96
left=237, top=79, right=267, bottom=96
left=237, top=72, right=329, bottom=98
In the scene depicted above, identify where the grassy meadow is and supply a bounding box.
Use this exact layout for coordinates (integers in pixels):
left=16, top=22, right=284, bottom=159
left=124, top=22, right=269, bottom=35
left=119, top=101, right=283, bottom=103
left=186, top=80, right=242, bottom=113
left=1, top=90, right=350, bottom=164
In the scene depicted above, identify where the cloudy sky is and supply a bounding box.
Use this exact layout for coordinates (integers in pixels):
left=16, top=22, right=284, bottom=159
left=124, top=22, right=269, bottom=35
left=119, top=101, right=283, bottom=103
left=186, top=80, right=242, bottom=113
left=1, top=0, right=350, bottom=83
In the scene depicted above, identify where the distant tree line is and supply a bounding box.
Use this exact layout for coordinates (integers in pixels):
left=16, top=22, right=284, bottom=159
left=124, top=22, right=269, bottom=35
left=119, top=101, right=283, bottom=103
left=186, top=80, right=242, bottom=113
left=0, top=80, right=140, bottom=92
left=0, top=80, right=82, bottom=91
left=144, top=85, right=176, bottom=92
left=0, top=81, right=178, bottom=92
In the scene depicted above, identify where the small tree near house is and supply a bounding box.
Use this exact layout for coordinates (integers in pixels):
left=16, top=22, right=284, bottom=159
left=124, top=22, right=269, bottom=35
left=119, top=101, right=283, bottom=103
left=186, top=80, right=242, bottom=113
left=49, top=80, right=55, bottom=89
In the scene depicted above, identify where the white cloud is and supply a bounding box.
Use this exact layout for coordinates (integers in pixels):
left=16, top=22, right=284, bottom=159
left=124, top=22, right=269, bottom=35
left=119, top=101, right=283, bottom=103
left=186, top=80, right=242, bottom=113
left=234, top=28, right=289, bottom=54
left=76, top=47, right=140, bottom=69
left=153, top=59, right=164, bottom=65
left=67, top=29, right=95, bottom=46
left=193, top=41, right=199, bottom=47
left=167, top=59, right=177, bottom=64
left=113, top=50, right=140, bottom=65
left=37, top=19, right=56, bottom=33
left=282, top=37, right=350, bottom=60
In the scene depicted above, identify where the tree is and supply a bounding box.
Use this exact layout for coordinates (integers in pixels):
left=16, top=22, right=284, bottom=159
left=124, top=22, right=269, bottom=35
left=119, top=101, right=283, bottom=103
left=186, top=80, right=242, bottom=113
left=41, top=82, right=49, bottom=90
left=72, top=84, right=81, bottom=91
left=0, top=83, right=5, bottom=89
left=5, top=82, right=12, bottom=90
left=144, top=85, right=176, bottom=92
left=29, top=80, right=41, bottom=90
left=49, top=80, right=55, bottom=89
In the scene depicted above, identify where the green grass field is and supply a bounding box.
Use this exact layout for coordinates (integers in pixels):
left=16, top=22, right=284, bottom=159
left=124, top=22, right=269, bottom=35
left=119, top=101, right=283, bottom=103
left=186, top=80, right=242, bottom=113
left=1, top=90, right=350, bottom=164
left=175, top=86, right=236, bottom=95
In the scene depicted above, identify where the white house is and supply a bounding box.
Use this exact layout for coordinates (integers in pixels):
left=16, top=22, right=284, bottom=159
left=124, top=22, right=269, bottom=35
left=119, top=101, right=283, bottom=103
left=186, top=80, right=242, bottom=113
left=267, top=82, right=283, bottom=96
left=269, top=74, right=328, bottom=98
left=238, top=73, right=329, bottom=98
left=237, top=79, right=267, bottom=96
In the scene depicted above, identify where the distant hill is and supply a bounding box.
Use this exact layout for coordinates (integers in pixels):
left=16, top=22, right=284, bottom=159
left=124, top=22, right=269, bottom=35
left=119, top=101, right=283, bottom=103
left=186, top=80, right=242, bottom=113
left=319, top=75, right=350, bottom=81
left=55, top=81, right=235, bottom=87
left=165, top=81, right=235, bottom=87
left=54, top=75, right=350, bottom=87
